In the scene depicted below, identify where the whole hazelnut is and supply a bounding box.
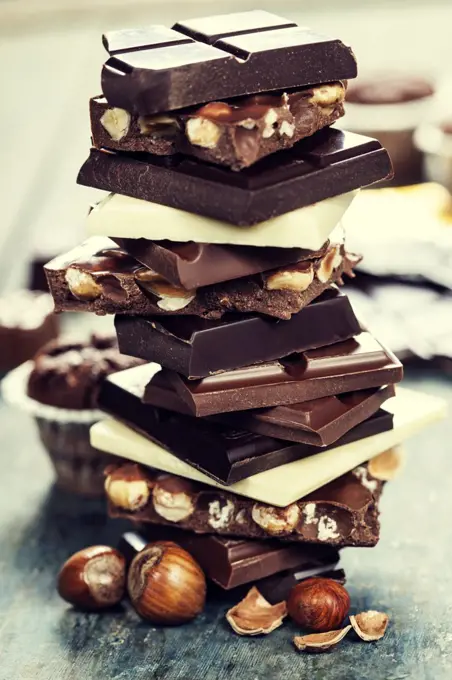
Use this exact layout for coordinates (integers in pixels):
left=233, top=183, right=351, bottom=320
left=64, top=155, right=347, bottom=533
left=127, top=541, right=206, bottom=625
left=57, top=546, right=126, bottom=610
left=287, top=578, right=350, bottom=632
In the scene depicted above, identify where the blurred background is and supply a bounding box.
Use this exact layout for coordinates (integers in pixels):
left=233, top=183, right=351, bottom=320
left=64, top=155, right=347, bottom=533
left=1, top=0, right=452, bottom=365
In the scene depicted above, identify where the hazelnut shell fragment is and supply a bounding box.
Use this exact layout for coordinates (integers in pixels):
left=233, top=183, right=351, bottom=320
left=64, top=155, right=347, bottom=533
left=293, top=625, right=352, bottom=653
left=350, top=611, right=389, bottom=641
left=226, top=586, right=287, bottom=636
left=368, top=447, right=404, bottom=481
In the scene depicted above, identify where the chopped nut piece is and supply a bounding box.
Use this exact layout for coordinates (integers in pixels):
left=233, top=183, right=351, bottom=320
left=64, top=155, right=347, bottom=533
left=265, top=265, right=314, bottom=292
left=293, top=625, right=351, bottom=653
left=368, top=448, right=404, bottom=481
left=208, top=499, right=234, bottom=529
left=105, top=472, right=150, bottom=512
left=226, top=586, right=287, bottom=636
left=262, top=109, right=278, bottom=138
left=316, top=246, right=343, bottom=283
left=251, top=503, right=300, bottom=536
left=138, top=114, right=180, bottom=137
left=152, top=480, right=195, bottom=522
left=239, top=119, right=257, bottom=130
left=350, top=611, right=389, bottom=641
left=280, top=121, right=295, bottom=137
left=100, top=107, right=131, bottom=141
left=186, top=117, right=221, bottom=148
left=65, top=268, right=103, bottom=301
left=310, top=83, right=345, bottom=108
left=136, top=272, right=196, bottom=311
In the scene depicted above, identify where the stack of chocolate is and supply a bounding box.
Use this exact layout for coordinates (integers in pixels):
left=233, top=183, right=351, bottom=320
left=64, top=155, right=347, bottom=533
left=44, top=11, right=444, bottom=597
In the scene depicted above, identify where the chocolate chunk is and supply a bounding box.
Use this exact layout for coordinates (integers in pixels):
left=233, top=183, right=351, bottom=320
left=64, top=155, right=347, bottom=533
left=113, top=238, right=323, bottom=290
left=45, top=236, right=357, bottom=320
left=101, top=11, right=357, bottom=114
left=0, top=291, right=59, bottom=373
left=114, top=289, right=362, bottom=378
left=105, top=462, right=384, bottom=547
left=118, top=529, right=341, bottom=590
left=91, top=82, right=346, bottom=171
left=142, top=332, right=403, bottom=417
left=77, top=128, right=393, bottom=226
left=98, top=363, right=394, bottom=484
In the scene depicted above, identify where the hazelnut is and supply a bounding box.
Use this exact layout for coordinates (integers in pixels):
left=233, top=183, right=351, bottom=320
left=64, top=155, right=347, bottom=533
left=280, top=121, right=295, bottom=137
left=310, top=82, right=345, bottom=108
left=186, top=117, right=221, bottom=148
left=262, top=109, right=278, bottom=138
left=226, top=586, right=287, bottom=636
left=65, top=268, right=102, bottom=301
left=368, top=448, right=404, bottom=481
left=152, top=477, right=195, bottom=523
left=135, top=270, right=196, bottom=311
left=265, top=264, right=314, bottom=292
left=288, top=578, right=350, bottom=632
left=251, top=502, right=300, bottom=536
left=127, top=541, right=206, bottom=624
left=293, top=626, right=352, bottom=653
left=100, top=107, right=131, bottom=141
left=105, top=469, right=150, bottom=512
left=350, top=611, right=389, bottom=641
left=57, top=546, right=126, bottom=610
left=239, top=119, right=257, bottom=130
left=208, top=499, right=234, bottom=529
left=196, top=102, right=233, bottom=119
left=138, top=114, right=180, bottom=137
left=316, top=247, right=343, bottom=283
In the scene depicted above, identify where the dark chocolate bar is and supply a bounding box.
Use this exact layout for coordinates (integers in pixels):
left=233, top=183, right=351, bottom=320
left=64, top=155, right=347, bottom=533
left=142, top=332, right=403, bottom=417
left=112, top=238, right=321, bottom=290
left=101, top=11, right=357, bottom=115
left=77, top=128, right=393, bottom=226
left=115, top=289, right=362, bottom=378
left=216, top=384, right=396, bottom=446
left=98, top=363, right=394, bottom=484
left=45, top=236, right=357, bottom=321
left=91, top=81, right=345, bottom=171
left=118, top=529, right=340, bottom=590
left=105, top=462, right=384, bottom=547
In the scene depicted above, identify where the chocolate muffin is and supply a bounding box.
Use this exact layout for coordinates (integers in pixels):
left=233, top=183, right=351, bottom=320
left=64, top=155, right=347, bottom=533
left=5, top=334, right=142, bottom=496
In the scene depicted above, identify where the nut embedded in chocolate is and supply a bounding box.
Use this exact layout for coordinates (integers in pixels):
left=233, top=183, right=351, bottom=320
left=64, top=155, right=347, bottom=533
left=251, top=503, right=300, bottom=536
left=100, top=107, right=131, bottom=141
left=152, top=476, right=196, bottom=522
left=104, top=465, right=150, bottom=512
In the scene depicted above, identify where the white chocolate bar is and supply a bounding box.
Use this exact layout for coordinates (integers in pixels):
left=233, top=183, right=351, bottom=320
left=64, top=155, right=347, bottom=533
left=86, top=190, right=357, bottom=249
left=91, top=387, right=446, bottom=507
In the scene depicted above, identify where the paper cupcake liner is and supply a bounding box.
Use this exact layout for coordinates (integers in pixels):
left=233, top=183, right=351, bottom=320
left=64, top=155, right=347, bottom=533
left=2, top=361, right=108, bottom=496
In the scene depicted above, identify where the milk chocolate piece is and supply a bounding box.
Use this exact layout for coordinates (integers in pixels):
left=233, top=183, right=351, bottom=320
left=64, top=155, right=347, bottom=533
left=105, top=462, right=384, bottom=547
left=118, top=529, right=340, bottom=590
left=115, top=289, right=362, bottom=378
left=112, top=238, right=321, bottom=290
left=142, top=333, right=403, bottom=416
left=45, top=236, right=356, bottom=321
left=77, top=128, right=392, bottom=226
left=101, top=11, right=357, bottom=115
left=91, top=82, right=345, bottom=171
left=217, top=384, right=396, bottom=445
left=98, top=363, right=394, bottom=484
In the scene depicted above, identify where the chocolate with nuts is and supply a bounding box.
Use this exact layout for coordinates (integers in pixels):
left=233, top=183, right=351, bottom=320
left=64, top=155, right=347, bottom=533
left=91, top=82, right=346, bottom=171
left=45, top=236, right=358, bottom=320
left=105, top=462, right=384, bottom=547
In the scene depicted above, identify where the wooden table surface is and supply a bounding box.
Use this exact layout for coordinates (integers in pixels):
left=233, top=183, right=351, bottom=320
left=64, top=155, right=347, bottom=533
left=1, top=2, right=452, bottom=678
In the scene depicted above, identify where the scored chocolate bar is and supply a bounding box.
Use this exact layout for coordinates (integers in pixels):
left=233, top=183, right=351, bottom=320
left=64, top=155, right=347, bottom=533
left=98, top=363, right=394, bottom=484
left=118, top=529, right=341, bottom=590
left=112, top=238, right=318, bottom=290
left=101, top=11, right=357, bottom=114
left=115, top=289, right=362, bottom=378
left=45, top=236, right=357, bottom=320
left=91, top=81, right=345, bottom=171
left=77, top=128, right=392, bottom=226
left=105, top=462, right=384, bottom=547
left=142, top=332, right=403, bottom=417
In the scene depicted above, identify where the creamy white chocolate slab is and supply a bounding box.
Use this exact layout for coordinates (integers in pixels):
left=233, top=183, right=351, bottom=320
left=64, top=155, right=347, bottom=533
left=86, top=190, right=357, bottom=249
left=90, top=387, right=446, bottom=507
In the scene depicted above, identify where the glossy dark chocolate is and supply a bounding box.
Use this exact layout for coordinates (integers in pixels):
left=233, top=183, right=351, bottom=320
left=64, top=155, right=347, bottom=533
left=113, top=237, right=322, bottom=290
left=101, top=11, right=357, bottom=114
left=77, top=128, right=393, bottom=226
left=106, top=462, right=384, bottom=547
left=142, top=332, right=403, bottom=417
left=118, top=529, right=340, bottom=590
left=91, top=82, right=345, bottom=171
left=216, top=384, right=395, bottom=446
left=98, top=363, right=394, bottom=484
left=115, top=289, right=362, bottom=378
